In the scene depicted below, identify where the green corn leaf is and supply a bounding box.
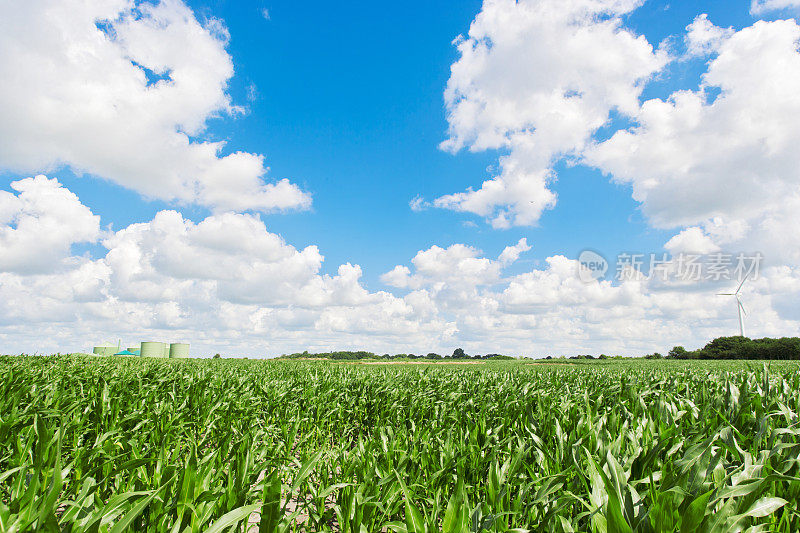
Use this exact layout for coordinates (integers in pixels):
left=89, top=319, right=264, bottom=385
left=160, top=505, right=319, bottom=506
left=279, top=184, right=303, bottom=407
left=404, top=499, right=425, bottom=533
left=259, top=470, right=282, bottom=533
left=680, top=489, right=712, bottom=533
left=442, top=478, right=467, bottom=533
left=204, top=503, right=260, bottom=533
left=744, top=497, right=788, bottom=518
left=109, top=489, right=161, bottom=533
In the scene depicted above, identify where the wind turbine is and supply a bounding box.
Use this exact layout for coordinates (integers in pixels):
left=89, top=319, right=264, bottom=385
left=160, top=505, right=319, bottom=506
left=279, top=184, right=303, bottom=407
left=717, top=273, right=749, bottom=337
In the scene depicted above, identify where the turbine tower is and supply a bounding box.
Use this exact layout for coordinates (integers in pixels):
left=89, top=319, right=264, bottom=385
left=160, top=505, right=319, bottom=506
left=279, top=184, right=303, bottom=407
left=717, top=274, right=749, bottom=337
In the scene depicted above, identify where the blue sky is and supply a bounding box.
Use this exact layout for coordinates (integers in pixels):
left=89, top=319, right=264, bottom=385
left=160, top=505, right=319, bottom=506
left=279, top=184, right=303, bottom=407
left=1, top=0, right=799, bottom=356
left=195, top=0, right=762, bottom=283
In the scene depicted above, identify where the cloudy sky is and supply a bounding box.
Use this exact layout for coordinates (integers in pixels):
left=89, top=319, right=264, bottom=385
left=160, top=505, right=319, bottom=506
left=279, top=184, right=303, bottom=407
left=1, top=0, right=799, bottom=357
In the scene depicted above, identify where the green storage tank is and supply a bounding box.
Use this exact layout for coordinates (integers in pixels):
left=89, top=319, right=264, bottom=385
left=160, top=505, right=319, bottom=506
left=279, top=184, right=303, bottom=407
left=141, top=341, right=166, bottom=358
left=169, top=343, right=190, bottom=358
left=126, top=345, right=140, bottom=354
left=92, top=343, right=117, bottom=356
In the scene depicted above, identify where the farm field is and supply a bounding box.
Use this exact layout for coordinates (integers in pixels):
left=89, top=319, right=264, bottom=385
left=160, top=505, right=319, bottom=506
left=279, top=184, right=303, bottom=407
left=1, top=356, right=799, bottom=532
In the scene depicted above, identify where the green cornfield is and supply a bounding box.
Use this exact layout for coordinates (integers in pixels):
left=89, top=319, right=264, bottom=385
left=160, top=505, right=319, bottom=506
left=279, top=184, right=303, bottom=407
left=1, top=356, right=799, bottom=532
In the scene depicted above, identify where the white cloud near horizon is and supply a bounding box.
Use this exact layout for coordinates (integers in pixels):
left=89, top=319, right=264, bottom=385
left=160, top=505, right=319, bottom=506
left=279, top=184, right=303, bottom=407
left=0, top=0, right=310, bottom=213
left=2, top=176, right=798, bottom=357
left=0, top=176, right=455, bottom=355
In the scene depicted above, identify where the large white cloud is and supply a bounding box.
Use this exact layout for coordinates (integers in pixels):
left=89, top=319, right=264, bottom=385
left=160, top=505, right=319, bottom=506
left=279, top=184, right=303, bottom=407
left=0, top=0, right=310, bottom=212
left=432, top=0, right=800, bottom=277
left=431, top=0, right=666, bottom=228
left=587, top=17, right=800, bottom=264
left=101, top=209, right=397, bottom=312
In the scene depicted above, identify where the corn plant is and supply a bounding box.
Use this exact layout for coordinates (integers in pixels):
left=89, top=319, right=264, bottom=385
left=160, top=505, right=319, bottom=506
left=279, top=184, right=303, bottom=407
left=1, top=355, right=798, bottom=531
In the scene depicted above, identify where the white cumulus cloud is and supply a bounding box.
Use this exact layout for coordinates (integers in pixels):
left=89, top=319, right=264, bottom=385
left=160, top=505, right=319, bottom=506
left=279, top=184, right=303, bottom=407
left=0, top=0, right=310, bottom=213
left=433, top=0, right=666, bottom=228
left=1, top=179, right=798, bottom=356
left=587, top=18, right=800, bottom=264
left=0, top=176, right=100, bottom=274
left=685, top=14, right=734, bottom=56
left=0, top=177, right=456, bottom=355
left=664, top=227, right=721, bottom=255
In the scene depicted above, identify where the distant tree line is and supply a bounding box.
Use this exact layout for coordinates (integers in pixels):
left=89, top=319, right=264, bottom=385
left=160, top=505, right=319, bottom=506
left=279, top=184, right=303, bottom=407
left=280, top=348, right=515, bottom=361
left=664, top=336, right=800, bottom=360
left=281, top=350, right=377, bottom=360
left=278, top=336, right=800, bottom=361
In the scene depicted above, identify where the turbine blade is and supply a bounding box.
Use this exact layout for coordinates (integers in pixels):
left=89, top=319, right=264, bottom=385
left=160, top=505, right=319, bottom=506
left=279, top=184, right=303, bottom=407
left=735, top=272, right=749, bottom=295
left=717, top=293, right=734, bottom=296
left=738, top=298, right=747, bottom=316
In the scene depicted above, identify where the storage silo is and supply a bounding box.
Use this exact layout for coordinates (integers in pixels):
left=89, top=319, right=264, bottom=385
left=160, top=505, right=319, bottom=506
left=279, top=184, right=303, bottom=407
left=140, top=341, right=166, bottom=358
left=162, top=344, right=170, bottom=357
left=169, top=343, right=190, bottom=358
left=92, top=343, right=117, bottom=356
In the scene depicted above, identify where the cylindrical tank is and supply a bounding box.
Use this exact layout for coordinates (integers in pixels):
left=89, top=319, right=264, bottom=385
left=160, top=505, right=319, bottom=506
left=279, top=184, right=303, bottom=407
left=162, top=344, right=169, bottom=357
left=92, top=344, right=117, bottom=356
left=126, top=345, right=140, bottom=353
left=141, top=341, right=166, bottom=358
left=169, top=343, right=190, bottom=358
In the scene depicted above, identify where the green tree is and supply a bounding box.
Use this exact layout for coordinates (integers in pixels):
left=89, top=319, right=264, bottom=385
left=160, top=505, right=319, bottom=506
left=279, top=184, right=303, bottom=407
left=668, top=346, right=687, bottom=359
